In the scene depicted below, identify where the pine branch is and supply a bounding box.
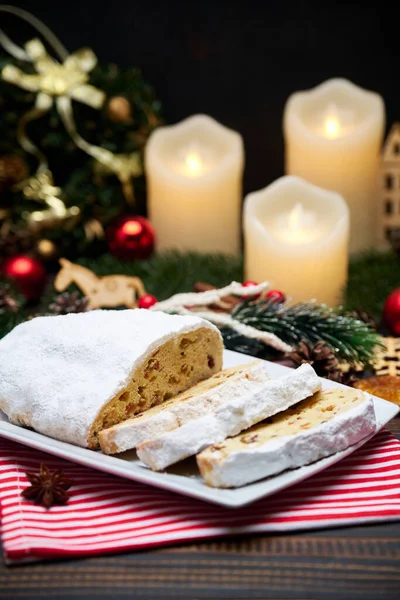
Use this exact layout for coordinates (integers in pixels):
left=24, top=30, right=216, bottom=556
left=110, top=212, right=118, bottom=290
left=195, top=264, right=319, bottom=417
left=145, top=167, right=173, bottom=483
left=78, top=251, right=243, bottom=301
left=344, top=250, right=400, bottom=320
left=232, top=299, right=383, bottom=366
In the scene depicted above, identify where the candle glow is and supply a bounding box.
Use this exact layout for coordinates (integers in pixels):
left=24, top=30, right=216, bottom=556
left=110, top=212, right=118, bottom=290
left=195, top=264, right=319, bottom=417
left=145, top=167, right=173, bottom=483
left=184, top=152, right=203, bottom=176
left=244, top=176, right=350, bottom=306
left=145, top=114, right=244, bottom=253
left=284, top=79, right=385, bottom=253
left=324, top=115, right=341, bottom=139
left=274, top=202, right=319, bottom=245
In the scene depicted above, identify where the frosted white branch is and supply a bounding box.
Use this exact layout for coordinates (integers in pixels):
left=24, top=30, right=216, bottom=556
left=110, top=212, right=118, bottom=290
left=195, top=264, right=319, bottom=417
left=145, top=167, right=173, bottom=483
left=151, top=281, right=269, bottom=313
left=193, top=310, right=292, bottom=352
left=152, top=307, right=292, bottom=353
left=150, top=281, right=292, bottom=352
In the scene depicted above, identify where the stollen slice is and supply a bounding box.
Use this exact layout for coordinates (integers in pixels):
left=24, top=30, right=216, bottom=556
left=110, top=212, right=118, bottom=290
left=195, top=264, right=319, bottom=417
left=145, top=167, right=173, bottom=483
left=100, top=360, right=270, bottom=454
left=136, top=363, right=320, bottom=471
left=196, top=387, right=376, bottom=488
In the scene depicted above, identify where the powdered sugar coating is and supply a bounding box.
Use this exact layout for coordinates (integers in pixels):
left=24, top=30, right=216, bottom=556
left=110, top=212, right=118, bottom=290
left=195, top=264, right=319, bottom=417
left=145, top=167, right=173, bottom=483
left=100, top=360, right=271, bottom=453
left=198, top=393, right=376, bottom=488
left=136, top=363, right=320, bottom=470
left=0, top=309, right=220, bottom=447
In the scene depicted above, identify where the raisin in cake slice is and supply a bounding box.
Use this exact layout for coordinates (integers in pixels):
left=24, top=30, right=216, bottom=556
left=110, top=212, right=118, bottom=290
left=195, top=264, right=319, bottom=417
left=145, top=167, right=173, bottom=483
left=99, top=360, right=270, bottom=454
left=196, top=388, right=376, bottom=488
left=0, top=309, right=222, bottom=448
left=136, top=363, right=320, bottom=471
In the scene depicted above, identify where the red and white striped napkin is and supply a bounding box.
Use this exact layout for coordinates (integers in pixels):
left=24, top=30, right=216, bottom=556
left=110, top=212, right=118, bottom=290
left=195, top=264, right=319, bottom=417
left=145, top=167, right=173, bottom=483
left=1, top=429, right=400, bottom=564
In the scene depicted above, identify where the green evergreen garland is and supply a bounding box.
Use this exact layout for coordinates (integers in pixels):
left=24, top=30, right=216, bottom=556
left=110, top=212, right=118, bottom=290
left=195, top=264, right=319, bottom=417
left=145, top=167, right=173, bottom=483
left=0, top=251, right=383, bottom=366
left=345, top=250, right=400, bottom=322
left=228, top=298, right=382, bottom=365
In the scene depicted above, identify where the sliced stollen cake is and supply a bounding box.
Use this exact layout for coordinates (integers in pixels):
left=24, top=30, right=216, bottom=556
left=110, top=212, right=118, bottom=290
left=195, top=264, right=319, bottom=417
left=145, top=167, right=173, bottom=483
left=0, top=309, right=223, bottom=448
left=196, top=388, right=376, bottom=488
left=99, top=361, right=270, bottom=454
left=136, top=363, right=320, bottom=471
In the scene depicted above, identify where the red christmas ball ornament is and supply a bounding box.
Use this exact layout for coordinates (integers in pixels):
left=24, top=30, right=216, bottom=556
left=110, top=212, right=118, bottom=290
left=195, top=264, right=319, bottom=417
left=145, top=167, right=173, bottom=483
left=383, top=289, right=400, bottom=335
left=106, top=215, right=155, bottom=260
left=242, top=280, right=261, bottom=299
left=2, top=255, right=46, bottom=301
left=138, top=294, right=158, bottom=309
left=266, top=289, right=286, bottom=304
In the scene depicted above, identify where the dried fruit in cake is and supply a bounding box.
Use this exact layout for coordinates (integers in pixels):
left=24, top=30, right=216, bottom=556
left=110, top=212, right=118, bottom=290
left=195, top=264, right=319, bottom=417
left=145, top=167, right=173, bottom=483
left=136, top=363, right=321, bottom=471
left=99, top=360, right=270, bottom=454
left=0, top=309, right=223, bottom=448
left=197, top=388, right=376, bottom=488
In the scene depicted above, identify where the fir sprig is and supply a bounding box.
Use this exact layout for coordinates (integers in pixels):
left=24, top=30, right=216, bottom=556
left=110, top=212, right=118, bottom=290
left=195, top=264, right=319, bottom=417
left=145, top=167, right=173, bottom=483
left=0, top=251, right=385, bottom=369
left=230, top=299, right=383, bottom=366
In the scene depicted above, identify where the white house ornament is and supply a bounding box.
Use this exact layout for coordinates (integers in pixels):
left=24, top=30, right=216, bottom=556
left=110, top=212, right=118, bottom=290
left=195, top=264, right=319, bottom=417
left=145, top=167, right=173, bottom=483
left=377, top=123, right=400, bottom=250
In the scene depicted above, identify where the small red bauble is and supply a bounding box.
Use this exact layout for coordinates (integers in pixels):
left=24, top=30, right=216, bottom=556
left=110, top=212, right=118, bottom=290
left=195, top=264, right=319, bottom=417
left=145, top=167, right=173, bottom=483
left=266, top=289, right=286, bottom=304
left=138, top=294, right=158, bottom=309
left=243, top=280, right=258, bottom=287
left=242, top=280, right=261, bottom=299
left=383, top=289, right=400, bottom=335
left=106, top=215, right=155, bottom=260
left=2, top=255, right=46, bottom=301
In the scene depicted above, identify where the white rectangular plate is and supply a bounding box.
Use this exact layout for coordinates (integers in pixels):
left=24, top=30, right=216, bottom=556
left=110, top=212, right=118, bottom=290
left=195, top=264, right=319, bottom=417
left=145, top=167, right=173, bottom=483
left=0, top=350, right=398, bottom=508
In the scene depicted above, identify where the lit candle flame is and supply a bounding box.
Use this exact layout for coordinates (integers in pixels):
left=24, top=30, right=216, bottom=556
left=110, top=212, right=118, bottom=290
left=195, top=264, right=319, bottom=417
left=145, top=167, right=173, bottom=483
left=185, top=152, right=203, bottom=175
left=324, top=115, right=341, bottom=139
left=274, top=202, right=319, bottom=244
left=288, top=202, right=304, bottom=231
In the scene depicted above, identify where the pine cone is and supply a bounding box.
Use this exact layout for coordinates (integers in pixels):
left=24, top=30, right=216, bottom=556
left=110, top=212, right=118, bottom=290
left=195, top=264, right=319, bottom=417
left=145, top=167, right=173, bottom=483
left=49, top=292, right=90, bottom=315
left=0, top=155, right=28, bottom=186
left=288, top=340, right=341, bottom=380
left=0, top=229, right=34, bottom=259
left=346, top=308, right=377, bottom=330
left=340, top=370, right=360, bottom=387
left=0, top=283, right=19, bottom=314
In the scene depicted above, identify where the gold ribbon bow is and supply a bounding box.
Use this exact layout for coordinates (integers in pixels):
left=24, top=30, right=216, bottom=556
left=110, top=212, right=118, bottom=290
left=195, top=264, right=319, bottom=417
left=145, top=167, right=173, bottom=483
left=2, top=38, right=105, bottom=110
left=0, top=6, right=142, bottom=218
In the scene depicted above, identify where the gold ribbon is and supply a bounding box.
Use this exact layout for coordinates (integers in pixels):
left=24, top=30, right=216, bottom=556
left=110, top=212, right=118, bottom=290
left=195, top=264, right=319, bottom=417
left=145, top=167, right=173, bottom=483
left=92, top=150, right=142, bottom=205
left=84, top=218, right=105, bottom=241
left=2, top=38, right=105, bottom=109
left=19, top=169, right=80, bottom=230
left=0, top=6, right=142, bottom=219
left=57, top=96, right=142, bottom=205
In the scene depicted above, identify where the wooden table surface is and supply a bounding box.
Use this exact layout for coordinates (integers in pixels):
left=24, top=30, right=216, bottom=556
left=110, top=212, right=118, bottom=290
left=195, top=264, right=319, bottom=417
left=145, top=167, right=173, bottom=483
left=1, top=416, right=399, bottom=600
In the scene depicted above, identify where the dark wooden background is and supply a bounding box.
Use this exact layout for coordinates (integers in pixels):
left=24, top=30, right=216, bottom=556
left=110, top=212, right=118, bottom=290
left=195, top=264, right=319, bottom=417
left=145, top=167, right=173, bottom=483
left=5, top=0, right=398, bottom=197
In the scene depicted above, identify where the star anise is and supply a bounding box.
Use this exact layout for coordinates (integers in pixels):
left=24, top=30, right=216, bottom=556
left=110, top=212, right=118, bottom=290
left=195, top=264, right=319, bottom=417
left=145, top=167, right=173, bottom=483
left=21, top=463, right=73, bottom=509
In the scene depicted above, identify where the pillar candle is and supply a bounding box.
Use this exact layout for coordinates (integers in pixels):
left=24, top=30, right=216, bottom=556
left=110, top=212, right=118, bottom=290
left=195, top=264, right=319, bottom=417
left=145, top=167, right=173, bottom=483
left=145, top=115, right=244, bottom=254
left=244, top=176, right=349, bottom=306
left=284, top=78, right=385, bottom=254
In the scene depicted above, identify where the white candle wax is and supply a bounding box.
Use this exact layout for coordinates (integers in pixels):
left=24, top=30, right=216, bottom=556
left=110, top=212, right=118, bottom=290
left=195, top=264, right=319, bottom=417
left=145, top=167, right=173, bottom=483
left=244, top=176, right=349, bottom=306
left=145, top=115, right=244, bottom=254
left=284, top=78, right=385, bottom=254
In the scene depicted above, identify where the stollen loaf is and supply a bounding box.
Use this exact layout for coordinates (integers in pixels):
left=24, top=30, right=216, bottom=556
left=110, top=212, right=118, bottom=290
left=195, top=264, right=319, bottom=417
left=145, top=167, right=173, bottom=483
left=0, top=309, right=222, bottom=448
left=99, top=360, right=270, bottom=454
left=136, top=363, right=320, bottom=471
left=196, top=388, right=376, bottom=488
